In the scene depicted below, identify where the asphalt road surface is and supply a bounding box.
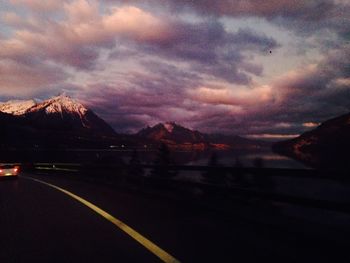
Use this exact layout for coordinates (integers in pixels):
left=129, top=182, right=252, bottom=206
left=1, top=172, right=350, bottom=263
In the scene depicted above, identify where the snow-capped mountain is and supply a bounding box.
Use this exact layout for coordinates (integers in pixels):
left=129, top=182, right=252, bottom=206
left=0, top=94, right=116, bottom=136
left=24, top=94, right=116, bottom=135
left=0, top=100, right=36, bottom=115
left=26, top=95, right=88, bottom=116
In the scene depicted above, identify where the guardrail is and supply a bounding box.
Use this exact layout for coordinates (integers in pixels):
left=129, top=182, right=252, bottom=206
left=28, top=162, right=350, bottom=181
left=24, top=162, right=350, bottom=214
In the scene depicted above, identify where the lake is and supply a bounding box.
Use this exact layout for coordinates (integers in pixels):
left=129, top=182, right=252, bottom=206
left=135, top=148, right=308, bottom=169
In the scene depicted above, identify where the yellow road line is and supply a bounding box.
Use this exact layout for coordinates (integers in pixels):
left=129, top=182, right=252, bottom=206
left=22, top=176, right=180, bottom=263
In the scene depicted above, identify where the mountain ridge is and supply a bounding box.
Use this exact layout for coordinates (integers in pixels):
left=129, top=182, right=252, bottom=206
left=0, top=99, right=36, bottom=115
left=0, top=95, right=116, bottom=136
left=137, top=122, right=205, bottom=144
left=0, top=96, right=268, bottom=151
left=136, top=122, right=267, bottom=150
left=273, top=112, right=350, bottom=168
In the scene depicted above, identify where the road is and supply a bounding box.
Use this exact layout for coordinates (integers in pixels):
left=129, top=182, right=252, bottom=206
left=1, top=172, right=349, bottom=262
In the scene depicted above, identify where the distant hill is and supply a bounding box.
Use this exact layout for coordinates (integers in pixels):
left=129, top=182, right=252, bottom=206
left=273, top=112, right=350, bottom=169
left=137, top=122, right=205, bottom=143
left=136, top=122, right=267, bottom=150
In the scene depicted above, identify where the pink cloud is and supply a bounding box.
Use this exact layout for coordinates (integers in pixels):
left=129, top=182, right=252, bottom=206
left=9, top=0, right=65, bottom=12
left=303, top=122, right=319, bottom=128
left=1, top=12, right=23, bottom=26
left=118, top=0, right=330, bottom=18
left=2, top=0, right=348, bottom=137
left=63, top=0, right=99, bottom=24
left=185, top=0, right=307, bottom=17
left=1, top=3, right=175, bottom=70
left=188, top=85, right=274, bottom=106
left=333, top=77, right=350, bottom=87
left=102, top=6, right=173, bottom=43
left=0, top=59, right=67, bottom=96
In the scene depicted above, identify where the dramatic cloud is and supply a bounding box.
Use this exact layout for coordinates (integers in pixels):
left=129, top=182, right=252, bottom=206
left=0, top=3, right=174, bottom=69
left=139, top=24, right=278, bottom=83
left=1, top=1, right=278, bottom=83
left=118, top=0, right=333, bottom=18
left=0, top=0, right=349, bottom=137
left=0, top=59, right=68, bottom=96
left=9, top=0, right=65, bottom=12
left=187, top=85, right=273, bottom=106
left=118, top=0, right=349, bottom=43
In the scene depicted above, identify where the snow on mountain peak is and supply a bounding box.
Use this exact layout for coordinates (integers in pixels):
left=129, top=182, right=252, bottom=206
left=163, top=122, right=175, bottom=133
left=0, top=94, right=89, bottom=117
left=27, top=94, right=88, bottom=116
left=49, top=95, right=87, bottom=114
left=0, top=99, right=36, bottom=115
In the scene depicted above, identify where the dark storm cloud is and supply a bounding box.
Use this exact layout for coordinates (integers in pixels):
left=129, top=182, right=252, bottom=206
left=177, top=41, right=350, bottom=136
left=137, top=60, right=203, bottom=91
left=78, top=62, right=202, bottom=133
left=1, top=2, right=278, bottom=85
left=81, top=42, right=350, bottom=135
left=139, top=21, right=279, bottom=84
left=270, top=1, right=350, bottom=39
left=118, top=0, right=349, bottom=41
left=117, top=0, right=332, bottom=18
left=238, top=44, right=350, bottom=134
left=54, top=1, right=350, bottom=137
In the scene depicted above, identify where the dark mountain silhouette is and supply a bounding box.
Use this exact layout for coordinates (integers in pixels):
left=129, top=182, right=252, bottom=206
left=273, top=112, right=350, bottom=169
left=136, top=122, right=267, bottom=150
left=137, top=122, right=205, bottom=143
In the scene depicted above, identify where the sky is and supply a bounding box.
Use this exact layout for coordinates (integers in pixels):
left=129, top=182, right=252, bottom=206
left=0, top=0, right=349, bottom=138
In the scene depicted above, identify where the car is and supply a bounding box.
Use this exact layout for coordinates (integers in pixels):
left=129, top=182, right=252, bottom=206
left=0, top=164, right=20, bottom=178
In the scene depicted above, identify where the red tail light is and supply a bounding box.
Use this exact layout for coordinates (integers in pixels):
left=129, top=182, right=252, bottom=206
left=14, top=168, right=18, bottom=172
left=0, top=169, right=2, bottom=173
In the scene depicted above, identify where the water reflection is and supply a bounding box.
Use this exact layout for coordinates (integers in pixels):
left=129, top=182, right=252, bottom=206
left=137, top=149, right=308, bottom=169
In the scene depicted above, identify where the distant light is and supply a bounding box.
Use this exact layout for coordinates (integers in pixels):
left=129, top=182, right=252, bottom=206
left=14, top=168, right=18, bottom=172
left=303, top=122, right=319, bottom=128
left=0, top=169, right=2, bottom=173
left=121, top=145, right=125, bottom=148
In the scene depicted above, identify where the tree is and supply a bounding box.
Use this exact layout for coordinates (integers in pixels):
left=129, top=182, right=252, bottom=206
left=154, top=143, right=171, bottom=166
left=150, top=143, right=176, bottom=179
left=253, top=157, right=264, bottom=169
left=229, top=157, right=246, bottom=187
left=202, top=152, right=225, bottom=185
left=252, top=157, right=274, bottom=191
left=128, top=150, right=144, bottom=179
